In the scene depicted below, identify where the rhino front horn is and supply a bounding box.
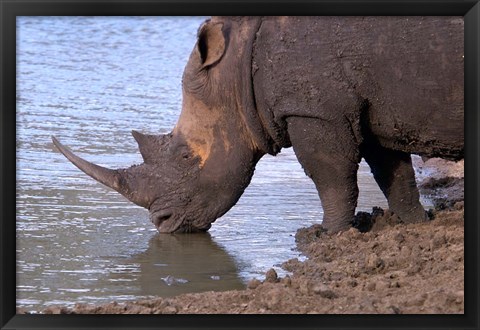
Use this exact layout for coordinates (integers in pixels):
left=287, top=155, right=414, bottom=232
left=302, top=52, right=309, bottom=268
left=51, top=136, right=148, bottom=208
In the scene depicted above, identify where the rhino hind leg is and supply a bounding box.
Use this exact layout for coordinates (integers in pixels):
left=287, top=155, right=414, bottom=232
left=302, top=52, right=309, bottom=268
left=361, top=143, right=427, bottom=224
left=287, top=116, right=361, bottom=233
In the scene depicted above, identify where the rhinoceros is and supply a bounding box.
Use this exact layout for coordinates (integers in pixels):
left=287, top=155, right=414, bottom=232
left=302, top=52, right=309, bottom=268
left=52, top=16, right=464, bottom=233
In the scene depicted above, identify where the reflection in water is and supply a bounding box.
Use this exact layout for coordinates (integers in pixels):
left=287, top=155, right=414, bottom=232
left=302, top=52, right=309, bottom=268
left=131, top=233, right=245, bottom=297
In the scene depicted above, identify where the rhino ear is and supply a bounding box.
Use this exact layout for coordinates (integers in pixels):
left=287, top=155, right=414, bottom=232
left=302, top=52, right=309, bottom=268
left=197, top=20, right=226, bottom=68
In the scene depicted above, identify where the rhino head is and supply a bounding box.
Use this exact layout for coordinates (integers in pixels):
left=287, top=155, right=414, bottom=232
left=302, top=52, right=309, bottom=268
left=53, top=17, right=275, bottom=233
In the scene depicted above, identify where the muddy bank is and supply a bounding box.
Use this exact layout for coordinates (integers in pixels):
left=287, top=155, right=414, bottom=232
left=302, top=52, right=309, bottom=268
left=22, top=158, right=464, bottom=314
left=414, top=156, right=464, bottom=210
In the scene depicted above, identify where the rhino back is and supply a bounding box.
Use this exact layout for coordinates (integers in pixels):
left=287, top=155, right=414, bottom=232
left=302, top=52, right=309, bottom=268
left=252, top=16, right=464, bottom=159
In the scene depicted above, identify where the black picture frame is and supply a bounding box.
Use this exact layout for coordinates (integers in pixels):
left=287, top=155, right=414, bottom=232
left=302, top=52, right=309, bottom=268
left=1, top=1, right=479, bottom=329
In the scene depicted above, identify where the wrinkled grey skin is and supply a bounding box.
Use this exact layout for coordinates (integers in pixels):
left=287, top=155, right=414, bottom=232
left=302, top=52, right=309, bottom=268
left=53, top=16, right=464, bottom=234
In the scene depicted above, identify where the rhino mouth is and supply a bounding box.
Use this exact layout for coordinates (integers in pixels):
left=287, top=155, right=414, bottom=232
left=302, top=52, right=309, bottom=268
left=151, top=209, right=211, bottom=233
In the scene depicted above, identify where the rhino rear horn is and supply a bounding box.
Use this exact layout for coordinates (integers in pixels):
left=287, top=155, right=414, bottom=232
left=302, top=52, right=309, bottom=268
left=131, top=130, right=170, bottom=164
left=52, top=136, right=149, bottom=208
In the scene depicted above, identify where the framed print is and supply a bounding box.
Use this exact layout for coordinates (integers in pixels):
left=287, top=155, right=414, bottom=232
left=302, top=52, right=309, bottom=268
left=1, top=1, right=478, bottom=329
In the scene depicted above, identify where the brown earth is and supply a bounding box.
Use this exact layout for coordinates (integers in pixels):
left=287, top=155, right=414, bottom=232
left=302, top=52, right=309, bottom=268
left=22, top=157, right=464, bottom=314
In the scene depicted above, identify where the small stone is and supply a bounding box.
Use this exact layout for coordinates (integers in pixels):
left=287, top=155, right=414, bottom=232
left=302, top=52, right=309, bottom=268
left=265, top=268, right=278, bottom=283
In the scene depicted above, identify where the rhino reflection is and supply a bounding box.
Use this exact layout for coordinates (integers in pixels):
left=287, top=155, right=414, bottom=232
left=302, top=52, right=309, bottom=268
left=108, top=233, right=245, bottom=298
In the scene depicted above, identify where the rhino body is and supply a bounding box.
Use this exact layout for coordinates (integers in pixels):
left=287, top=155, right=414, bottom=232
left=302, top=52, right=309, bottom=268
left=53, top=16, right=464, bottom=233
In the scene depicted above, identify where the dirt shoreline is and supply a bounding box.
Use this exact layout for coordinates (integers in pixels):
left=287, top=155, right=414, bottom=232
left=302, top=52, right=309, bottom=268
left=20, top=157, right=464, bottom=314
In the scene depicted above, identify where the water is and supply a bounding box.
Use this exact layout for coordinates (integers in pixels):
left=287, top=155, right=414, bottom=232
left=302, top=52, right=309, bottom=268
left=16, top=16, right=391, bottom=311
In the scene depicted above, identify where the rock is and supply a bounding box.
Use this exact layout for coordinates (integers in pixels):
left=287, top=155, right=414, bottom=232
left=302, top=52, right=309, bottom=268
left=265, top=268, right=278, bottom=283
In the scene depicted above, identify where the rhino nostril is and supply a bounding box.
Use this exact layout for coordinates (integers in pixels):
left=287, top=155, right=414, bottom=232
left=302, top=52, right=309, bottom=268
left=152, top=212, right=173, bottom=228
left=158, top=214, right=172, bottom=222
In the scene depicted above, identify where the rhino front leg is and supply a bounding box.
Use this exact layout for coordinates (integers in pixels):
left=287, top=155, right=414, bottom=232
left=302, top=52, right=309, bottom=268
left=287, top=116, right=361, bottom=233
left=361, top=143, right=427, bottom=223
